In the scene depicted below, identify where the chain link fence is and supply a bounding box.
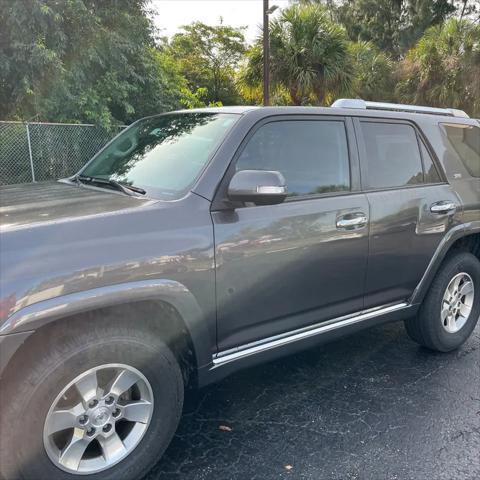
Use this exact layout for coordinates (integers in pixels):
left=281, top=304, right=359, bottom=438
left=0, top=121, right=126, bottom=186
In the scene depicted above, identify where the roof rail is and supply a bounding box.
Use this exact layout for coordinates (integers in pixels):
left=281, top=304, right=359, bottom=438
left=331, top=99, right=469, bottom=118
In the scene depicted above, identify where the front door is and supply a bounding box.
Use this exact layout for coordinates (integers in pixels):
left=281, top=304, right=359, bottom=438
left=212, top=117, right=370, bottom=351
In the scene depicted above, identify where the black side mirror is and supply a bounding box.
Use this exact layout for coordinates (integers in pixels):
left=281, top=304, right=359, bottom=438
left=227, top=170, right=287, bottom=206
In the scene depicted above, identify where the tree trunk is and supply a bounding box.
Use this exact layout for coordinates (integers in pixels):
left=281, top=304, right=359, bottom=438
left=289, top=85, right=302, bottom=105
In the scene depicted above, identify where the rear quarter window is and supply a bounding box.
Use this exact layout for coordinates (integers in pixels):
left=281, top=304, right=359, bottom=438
left=441, top=123, right=480, bottom=178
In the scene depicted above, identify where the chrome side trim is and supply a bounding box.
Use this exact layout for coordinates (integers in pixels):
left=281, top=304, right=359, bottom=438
left=213, top=303, right=410, bottom=367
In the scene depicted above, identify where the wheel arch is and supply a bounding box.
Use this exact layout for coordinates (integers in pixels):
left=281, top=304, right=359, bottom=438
left=448, top=232, right=480, bottom=260
left=410, top=222, right=480, bottom=305
left=0, top=280, right=214, bottom=388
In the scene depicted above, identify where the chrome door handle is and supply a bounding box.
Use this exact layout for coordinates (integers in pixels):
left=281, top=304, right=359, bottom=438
left=430, top=201, right=457, bottom=215
left=336, top=213, right=368, bottom=230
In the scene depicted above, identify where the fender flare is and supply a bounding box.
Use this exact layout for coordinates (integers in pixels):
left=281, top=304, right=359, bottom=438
left=410, top=221, right=480, bottom=304
left=0, top=279, right=213, bottom=370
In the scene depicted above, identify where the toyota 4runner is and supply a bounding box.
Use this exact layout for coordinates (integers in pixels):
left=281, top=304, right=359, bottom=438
left=0, top=99, right=479, bottom=479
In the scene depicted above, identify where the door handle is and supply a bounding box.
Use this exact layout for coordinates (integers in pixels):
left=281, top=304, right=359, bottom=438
left=336, top=213, right=368, bottom=230
left=430, top=201, right=457, bottom=215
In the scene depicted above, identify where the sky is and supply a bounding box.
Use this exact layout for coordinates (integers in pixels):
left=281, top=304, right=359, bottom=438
left=151, top=0, right=291, bottom=43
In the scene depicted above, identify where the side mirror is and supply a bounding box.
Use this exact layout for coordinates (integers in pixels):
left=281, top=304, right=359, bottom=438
left=227, top=170, right=287, bottom=206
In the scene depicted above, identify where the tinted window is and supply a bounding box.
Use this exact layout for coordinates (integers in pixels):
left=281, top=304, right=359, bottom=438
left=441, top=123, right=480, bottom=177
left=82, top=113, right=239, bottom=199
left=360, top=122, right=424, bottom=189
left=236, top=121, right=350, bottom=197
left=420, top=141, right=442, bottom=183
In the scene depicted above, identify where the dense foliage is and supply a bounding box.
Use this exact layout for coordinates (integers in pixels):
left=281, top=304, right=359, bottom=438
left=168, top=22, right=247, bottom=106
left=0, top=0, right=193, bottom=128
left=1, top=0, right=479, bottom=124
left=241, top=1, right=480, bottom=114
left=335, top=0, right=456, bottom=55
left=396, top=19, right=480, bottom=116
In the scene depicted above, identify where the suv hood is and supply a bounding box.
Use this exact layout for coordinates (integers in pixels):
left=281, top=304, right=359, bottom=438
left=0, top=181, right=153, bottom=232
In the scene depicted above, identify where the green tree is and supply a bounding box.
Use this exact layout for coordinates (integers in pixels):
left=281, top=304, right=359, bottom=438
left=335, top=0, right=455, bottom=56
left=168, top=22, right=246, bottom=106
left=0, top=0, right=187, bottom=128
left=396, top=18, right=480, bottom=116
left=401, top=0, right=458, bottom=51
left=241, top=3, right=353, bottom=105
left=349, top=41, right=395, bottom=101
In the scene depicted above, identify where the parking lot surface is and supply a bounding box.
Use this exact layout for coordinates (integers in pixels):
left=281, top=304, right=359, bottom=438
left=147, top=321, right=480, bottom=480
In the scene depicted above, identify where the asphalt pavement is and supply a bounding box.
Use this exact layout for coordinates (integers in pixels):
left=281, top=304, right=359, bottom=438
left=146, top=320, right=480, bottom=480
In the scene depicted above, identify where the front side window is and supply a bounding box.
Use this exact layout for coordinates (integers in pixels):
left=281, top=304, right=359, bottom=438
left=360, top=122, right=424, bottom=189
left=235, top=120, right=350, bottom=197
left=441, top=123, right=480, bottom=177
left=81, top=112, right=239, bottom=199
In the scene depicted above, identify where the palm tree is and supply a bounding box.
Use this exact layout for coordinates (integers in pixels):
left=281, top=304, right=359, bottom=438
left=239, top=3, right=354, bottom=105
left=348, top=41, right=395, bottom=101
left=396, top=19, right=480, bottom=117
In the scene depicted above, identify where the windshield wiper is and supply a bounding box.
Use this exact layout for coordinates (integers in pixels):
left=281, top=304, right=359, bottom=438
left=108, top=178, right=146, bottom=196
left=75, top=175, right=146, bottom=196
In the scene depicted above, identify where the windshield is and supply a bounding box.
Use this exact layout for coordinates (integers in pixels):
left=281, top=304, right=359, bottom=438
left=80, top=112, right=239, bottom=199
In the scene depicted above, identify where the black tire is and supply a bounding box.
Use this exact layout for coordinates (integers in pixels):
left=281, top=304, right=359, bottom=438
left=0, top=322, right=184, bottom=480
left=405, top=251, right=480, bottom=352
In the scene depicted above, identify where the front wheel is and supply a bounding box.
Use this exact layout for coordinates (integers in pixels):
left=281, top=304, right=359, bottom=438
left=0, top=324, right=184, bottom=480
left=405, top=251, right=480, bottom=352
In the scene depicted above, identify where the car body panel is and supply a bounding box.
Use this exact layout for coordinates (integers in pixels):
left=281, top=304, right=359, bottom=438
left=0, top=181, right=153, bottom=231
left=0, top=185, right=217, bottom=362
left=213, top=193, right=370, bottom=350
left=362, top=184, right=463, bottom=308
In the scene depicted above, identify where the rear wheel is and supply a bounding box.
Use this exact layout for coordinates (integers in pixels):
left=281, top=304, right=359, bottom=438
left=0, top=323, right=184, bottom=480
left=405, top=251, right=480, bottom=352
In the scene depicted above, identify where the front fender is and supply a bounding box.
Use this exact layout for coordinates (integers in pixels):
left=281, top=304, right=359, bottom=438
left=0, top=279, right=213, bottom=370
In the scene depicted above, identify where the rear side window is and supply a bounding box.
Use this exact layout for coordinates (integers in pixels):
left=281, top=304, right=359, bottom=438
left=441, top=123, right=480, bottom=177
left=360, top=122, right=424, bottom=189
left=236, top=120, right=350, bottom=197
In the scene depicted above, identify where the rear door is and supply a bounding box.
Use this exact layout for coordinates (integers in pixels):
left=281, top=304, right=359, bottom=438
left=354, top=118, right=462, bottom=308
left=212, top=116, right=370, bottom=351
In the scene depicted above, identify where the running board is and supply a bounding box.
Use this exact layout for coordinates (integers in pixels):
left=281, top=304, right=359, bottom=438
left=213, top=303, right=410, bottom=367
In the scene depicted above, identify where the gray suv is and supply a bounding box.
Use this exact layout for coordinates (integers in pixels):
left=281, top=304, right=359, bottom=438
left=1, top=100, right=479, bottom=480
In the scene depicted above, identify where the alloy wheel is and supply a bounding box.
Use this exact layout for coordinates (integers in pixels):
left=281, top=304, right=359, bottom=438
left=441, top=272, right=475, bottom=333
left=43, top=363, right=154, bottom=475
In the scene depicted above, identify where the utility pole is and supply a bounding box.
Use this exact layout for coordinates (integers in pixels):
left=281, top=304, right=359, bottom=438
left=263, top=1, right=278, bottom=106
left=263, top=0, right=270, bottom=106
